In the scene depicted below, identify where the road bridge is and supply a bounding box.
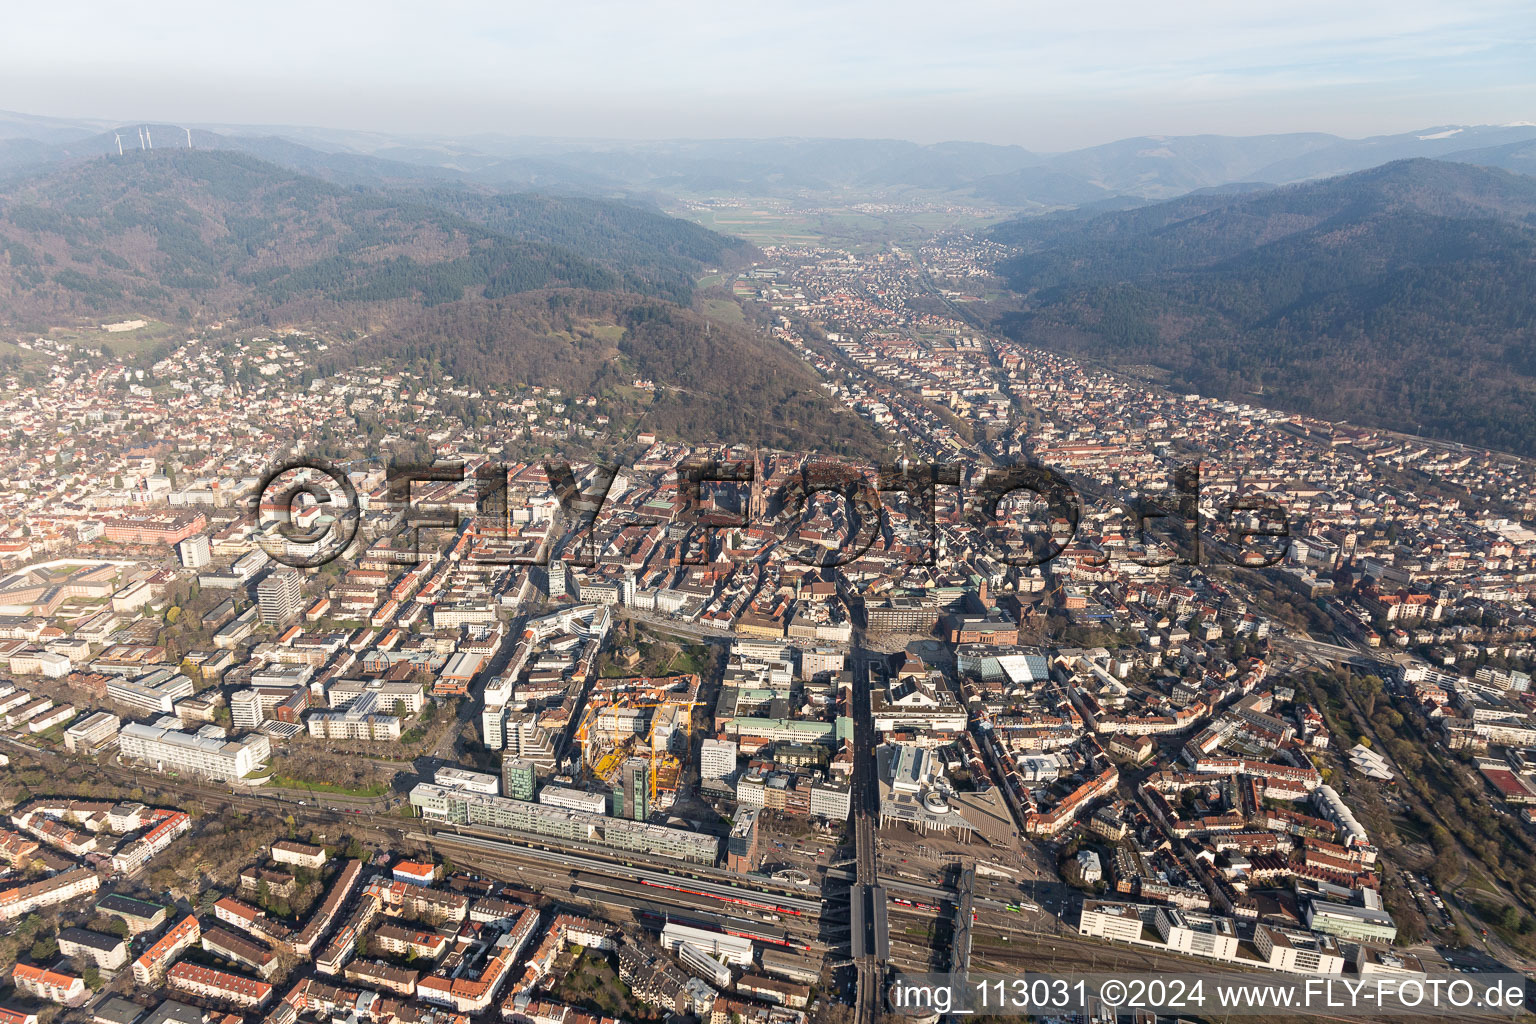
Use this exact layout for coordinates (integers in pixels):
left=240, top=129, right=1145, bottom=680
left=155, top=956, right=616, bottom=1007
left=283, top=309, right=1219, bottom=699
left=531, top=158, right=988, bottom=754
left=954, top=865, right=975, bottom=977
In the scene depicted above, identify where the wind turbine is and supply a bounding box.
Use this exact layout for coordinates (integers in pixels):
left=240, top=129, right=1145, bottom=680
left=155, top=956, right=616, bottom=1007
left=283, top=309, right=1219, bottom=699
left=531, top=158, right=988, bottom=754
left=114, top=133, right=123, bottom=156
left=145, top=126, right=152, bottom=149
left=185, top=127, right=192, bottom=149
left=137, top=127, right=145, bottom=150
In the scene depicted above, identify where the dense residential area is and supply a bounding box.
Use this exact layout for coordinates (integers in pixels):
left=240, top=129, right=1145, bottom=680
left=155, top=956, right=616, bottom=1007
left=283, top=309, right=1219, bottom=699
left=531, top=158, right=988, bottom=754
left=1, top=207, right=1536, bottom=1024
left=2, top=2, right=1536, bottom=1005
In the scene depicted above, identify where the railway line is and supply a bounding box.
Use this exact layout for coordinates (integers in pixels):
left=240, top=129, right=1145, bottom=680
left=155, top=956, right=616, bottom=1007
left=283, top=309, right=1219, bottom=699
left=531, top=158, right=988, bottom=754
left=426, top=818, right=820, bottom=894
left=563, top=878, right=825, bottom=953
left=5, top=739, right=838, bottom=946
left=423, top=828, right=823, bottom=914
left=887, top=936, right=944, bottom=970
left=569, top=871, right=823, bottom=930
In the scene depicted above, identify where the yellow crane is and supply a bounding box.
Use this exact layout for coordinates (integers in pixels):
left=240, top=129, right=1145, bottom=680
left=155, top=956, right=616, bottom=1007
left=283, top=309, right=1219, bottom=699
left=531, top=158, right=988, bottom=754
left=627, top=699, right=704, bottom=803
left=591, top=740, right=632, bottom=783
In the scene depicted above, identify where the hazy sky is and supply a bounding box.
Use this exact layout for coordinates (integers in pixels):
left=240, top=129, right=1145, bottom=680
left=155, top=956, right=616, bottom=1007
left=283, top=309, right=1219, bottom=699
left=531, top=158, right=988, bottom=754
left=4, top=0, right=1534, bottom=148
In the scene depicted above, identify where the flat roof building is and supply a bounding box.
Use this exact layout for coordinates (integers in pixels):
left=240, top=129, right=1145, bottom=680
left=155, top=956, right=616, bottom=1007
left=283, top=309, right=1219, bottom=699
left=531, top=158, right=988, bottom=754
left=271, top=840, right=326, bottom=868
left=64, top=711, right=121, bottom=753
left=257, top=571, right=303, bottom=626
left=118, top=718, right=269, bottom=781
left=92, top=997, right=145, bottom=1024
left=409, top=783, right=717, bottom=864
left=106, top=671, right=195, bottom=716
left=1304, top=900, right=1397, bottom=944
left=434, top=766, right=500, bottom=795
left=661, top=922, right=752, bottom=965
left=95, top=893, right=166, bottom=934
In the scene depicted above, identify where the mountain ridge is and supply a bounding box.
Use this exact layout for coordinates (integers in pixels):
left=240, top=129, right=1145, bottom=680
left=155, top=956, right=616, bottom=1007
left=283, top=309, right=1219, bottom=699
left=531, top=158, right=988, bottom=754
left=987, top=159, right=1536, bottom=454
left=0, top=145, right=879, bottom=455
left=2, top=111, right=1533, bottom=208
left=0, top=148, right=750, bottom=325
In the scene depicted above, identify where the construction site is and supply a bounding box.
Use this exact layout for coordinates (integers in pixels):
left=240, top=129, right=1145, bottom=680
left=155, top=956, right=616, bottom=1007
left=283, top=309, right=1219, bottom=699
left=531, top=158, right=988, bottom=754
left=575, top=674, right=704, bottom=814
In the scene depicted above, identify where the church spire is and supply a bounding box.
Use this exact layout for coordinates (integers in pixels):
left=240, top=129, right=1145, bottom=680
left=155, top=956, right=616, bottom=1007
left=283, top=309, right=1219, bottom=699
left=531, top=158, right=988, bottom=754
left=749, top=448, right=767, bottom=522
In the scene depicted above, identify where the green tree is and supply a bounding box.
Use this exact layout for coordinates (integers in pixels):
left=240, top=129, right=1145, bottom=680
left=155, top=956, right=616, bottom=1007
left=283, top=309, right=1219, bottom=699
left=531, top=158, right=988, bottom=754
left=30, top=934, right=57, bottom=961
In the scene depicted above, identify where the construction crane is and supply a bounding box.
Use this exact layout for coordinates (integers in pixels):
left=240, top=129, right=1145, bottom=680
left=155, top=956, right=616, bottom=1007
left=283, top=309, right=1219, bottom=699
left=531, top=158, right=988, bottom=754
left=578, top=683, right=707, bottom=803
left=591, top=740, right=633, bottom=783
left=629, top=699, right=705, bottom=802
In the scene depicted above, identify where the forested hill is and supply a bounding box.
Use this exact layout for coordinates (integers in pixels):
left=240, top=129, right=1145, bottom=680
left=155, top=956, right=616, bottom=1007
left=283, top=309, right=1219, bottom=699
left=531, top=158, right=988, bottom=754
left=333, top=289, right=885, bottom=457
left=988, top=159, right=1536, bottom=455
left=406, top=188, right=753, bottom=305
left=0, top=149, right=749, bottom=326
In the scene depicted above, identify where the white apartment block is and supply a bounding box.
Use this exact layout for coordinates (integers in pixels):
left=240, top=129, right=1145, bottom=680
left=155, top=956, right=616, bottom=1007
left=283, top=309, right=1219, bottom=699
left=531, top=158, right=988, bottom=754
left=700, top=738, right=738, bottom=780
left=0, top=867, right=100, bottom=920
left=482, top=703, right=508, bottom=750
left=107, top=671, right=195, bottom=715
left=271, top=840, right=327, bottom=868
left=1254, top=924, right=1345, bottom=975
left=178, top=534, right=212, bottom=569
left=28, top=703, right=77, bottom=732
left=327, top=678, right=424, bottom=715
left=1078, top=901, right=1149, bottom=944
left=118, top=718, right=271, bottom=781
left=307, top=711, right=400, bottom=741
left=230, top=689, right=264, bottom=730
left=306, top=690, right=400, bottom=741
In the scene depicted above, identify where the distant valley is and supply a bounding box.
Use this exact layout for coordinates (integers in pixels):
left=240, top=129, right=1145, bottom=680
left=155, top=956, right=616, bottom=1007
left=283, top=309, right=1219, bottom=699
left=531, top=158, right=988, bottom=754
left=3, top=113, right=1536, bottom=457
left=0, top=147, right=882, bottom=455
